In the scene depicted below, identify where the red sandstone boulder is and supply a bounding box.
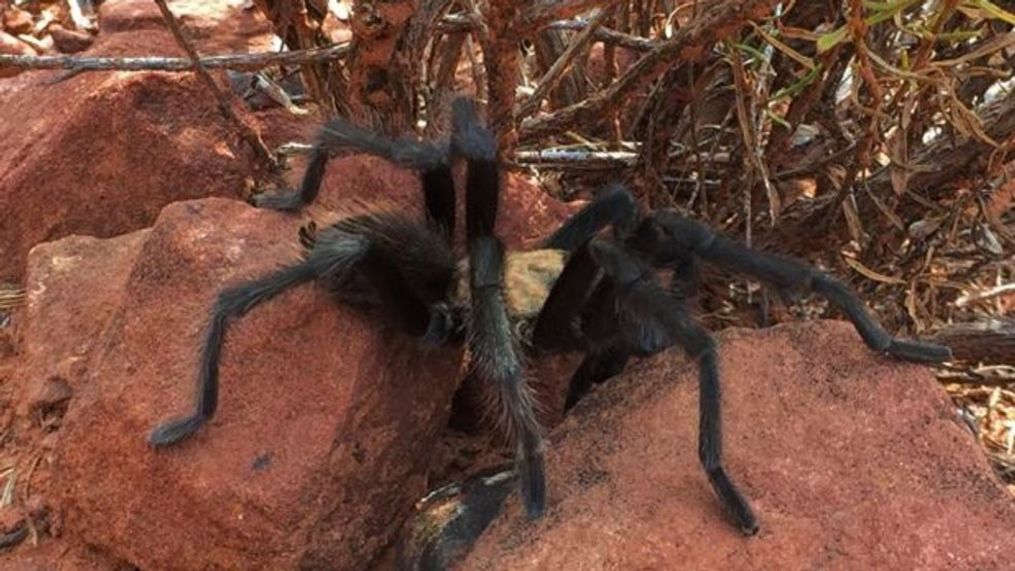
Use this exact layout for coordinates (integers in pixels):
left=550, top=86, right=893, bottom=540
left=49, top=26, right=95, bottom=54
left=16, top=230, right=150, bottom=420
left=0, top=58, right=257, bottom=282
left=98, top=0, right=274, bottom=53
left=8, top=154, right=575, bottom=568
left=1, top=6, right=32, bottom=35
left=460, top=321, right=1015, bottom=570
left=29, top=197, right=459, bottom=569
left=0, top=1, right=281, bottom=284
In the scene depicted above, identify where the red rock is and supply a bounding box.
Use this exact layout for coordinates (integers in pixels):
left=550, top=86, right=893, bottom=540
left=498, top=171, right=578, bottom=249
left=29, top=198, right=459, bottom=569
left=16, top=232, right=150, bottom=415
left=461, top=321, right=1015, bottom=570
left=0, top=0, right=297, bottom=284
left=5, top=148, right=577, bottom=568
left=0, top=505, right=25, bottom=533
left=99, top=0, right=273, bottom=53
left=2, top=6, right=32, bottom=35
left=98, top=0, right=169, bottom=33
left=0, top=29, right=269, bottom=283
left=0, top=31, right=33, bottom=78
left=49, top=25, right=94, bottom=54
left=2, top=538, right=122, bottom=571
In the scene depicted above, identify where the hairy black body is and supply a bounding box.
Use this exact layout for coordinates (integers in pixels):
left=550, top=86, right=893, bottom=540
left=151, top=97, right=952, bottom=538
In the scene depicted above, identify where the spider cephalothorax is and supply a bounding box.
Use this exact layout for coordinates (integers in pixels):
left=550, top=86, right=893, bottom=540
left=150, top=97, right=951, bottom=537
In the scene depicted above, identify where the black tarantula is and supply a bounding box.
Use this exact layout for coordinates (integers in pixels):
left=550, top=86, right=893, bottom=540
left=149, top=97, right=952, bottom=535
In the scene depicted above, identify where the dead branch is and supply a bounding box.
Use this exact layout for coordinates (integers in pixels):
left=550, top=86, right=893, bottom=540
left=152, top=0, right=278, bottom=172
left=345, top=0, right=424, bottom=133
left=514, top=148, right=639, bottom=169
left=253, top=0, right=343, bottom=116
left=478, top=0, right=523, bottom=150
left=0, top=43, right=350, bottom=72
left=871, top=89, right=1015, bottom=208
left=545, top=18, right=658, bottom=52
left=518, top=0, right=783, bottom=142
left=515, top=0, right=627, bottom=33
left=440, top=14, right=659, bottom=52
left=934, top=320, right=1015, bottom=365
left=517, top=9, right=607, bottom=120
left=0, top=285, right=25, bottom=311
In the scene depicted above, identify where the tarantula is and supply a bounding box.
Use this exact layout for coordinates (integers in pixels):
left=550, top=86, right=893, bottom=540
left=149, top=97, right=951, bottom=535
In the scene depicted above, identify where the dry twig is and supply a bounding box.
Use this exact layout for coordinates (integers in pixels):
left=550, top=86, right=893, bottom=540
left=517, top=9, right=607, bottom=119
left=0, top=43, right=350, bottom=73
left=152, top=0, right=278, bottom=172
left=518, top=0, right=783, bottom=141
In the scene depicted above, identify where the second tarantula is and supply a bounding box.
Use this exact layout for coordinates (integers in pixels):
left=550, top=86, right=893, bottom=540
left=149, top=97, right=951, bottom=535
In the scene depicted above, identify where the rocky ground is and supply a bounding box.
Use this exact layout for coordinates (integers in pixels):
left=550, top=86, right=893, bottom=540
left=1, top=1, right=1014, bottom=570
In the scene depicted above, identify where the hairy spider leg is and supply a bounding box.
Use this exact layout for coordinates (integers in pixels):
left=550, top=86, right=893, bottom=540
left=670, top=253, right=701, bottom=301
left=530, top=242, right=639, bottom=410
left=564, top=342, right=632, bottom=410
left=452, top=97, right=546, bottom=518
left=560, top=245, right=704, bottom=410
left=649, top=212, right=953, bottom=363
left=148, top=226, right=447, bottom=448
left=531, top=184, right=638, bottom=350
left=148, top=235, right=362, bottom=447
left=588, top=239, right=760, bottom=535
left=528, top=241, right=637, bottom=409
left=250, top=146, right=329, bottom=211
left=542, top=183, right=638, bottom=252
left=561, top=275, right=633, bottom=410
left=530, top=243, right=599, bottom=353
left=533, top=183, right=658, bottom=409
left=252, top=120, right=456, bottom=238
left=421, top=164, right=456, bottom=240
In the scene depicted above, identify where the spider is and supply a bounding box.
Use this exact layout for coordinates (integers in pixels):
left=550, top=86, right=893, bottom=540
left=148, top=97, right=952, bottom=536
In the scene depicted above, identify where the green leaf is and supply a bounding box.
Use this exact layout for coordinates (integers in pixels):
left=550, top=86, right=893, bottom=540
left=816, top=25, right=848, bottom=53
left=970, top=0, right=1015, bottom=25
left=732, top=41, right=769, bottom=64
left=936, top=28, right=984, bottom=43
left=750, top=22, right=816, bottom=70
left=863, top=0, right=923, bottom=14
left=765, top=109, right=792, bottom=130
left=814, top=0, right=927, bottom=52
left=770, top=64, right=824, bottom=101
